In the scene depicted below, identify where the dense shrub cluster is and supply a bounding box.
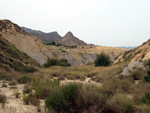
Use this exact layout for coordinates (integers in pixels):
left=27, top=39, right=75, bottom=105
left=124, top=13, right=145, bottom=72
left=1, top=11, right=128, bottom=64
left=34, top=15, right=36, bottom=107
left=94, top=53, right=111, bottom=66
left=45, top=83, right=135, bottom=113
left=44, top=58, right=71, bottom=67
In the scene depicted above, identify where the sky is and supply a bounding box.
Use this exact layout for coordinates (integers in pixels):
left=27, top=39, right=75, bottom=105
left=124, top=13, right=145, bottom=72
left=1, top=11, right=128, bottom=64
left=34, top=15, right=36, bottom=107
left=0, top=0, right=150, bottom=47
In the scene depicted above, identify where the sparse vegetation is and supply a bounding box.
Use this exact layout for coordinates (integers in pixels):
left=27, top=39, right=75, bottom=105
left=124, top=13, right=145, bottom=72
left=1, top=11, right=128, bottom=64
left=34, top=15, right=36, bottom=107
left=14, top=91, right=21, bottom=98
left=17, top=76, right=32, bottom=84
left=0, top=36, right=38, bottom=72
left=58, top=47, right=67, bottom=53
left=94, top=52, right=111, bottom=66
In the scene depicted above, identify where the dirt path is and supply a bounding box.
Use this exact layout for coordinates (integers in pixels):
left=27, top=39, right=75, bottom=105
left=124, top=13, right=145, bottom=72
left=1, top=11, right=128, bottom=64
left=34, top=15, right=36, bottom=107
left=0, top=78, right=102, bottom=113
left=57, top=77, right=103, bottom=87
left=0, top=81, right=45, bottom=113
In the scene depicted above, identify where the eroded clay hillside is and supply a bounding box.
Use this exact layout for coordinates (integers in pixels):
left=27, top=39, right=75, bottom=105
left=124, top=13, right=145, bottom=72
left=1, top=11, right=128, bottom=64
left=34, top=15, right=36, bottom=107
left=0, top=35, right=39, bottom=72
left=0, top=20, right=127, bottom=66
left=115, top=39, right=150, bottom=64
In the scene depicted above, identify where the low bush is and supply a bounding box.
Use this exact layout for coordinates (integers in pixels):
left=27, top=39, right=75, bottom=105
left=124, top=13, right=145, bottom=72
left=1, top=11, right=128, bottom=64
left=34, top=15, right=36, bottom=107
left=23, top=85, right=33, bottom=94
left=33, top=79, right=60, bottom=99
left=44, top=58, right=70, bottom=68
left=45, top=83, right=81, bottom=113
left=44, top=59, right=57, bottom=67
left=2, top=83, right=7, bottom=88
left=106, top=94, right=134, bottom=113
left=23, top=94, right=29, bottom=105
left=0, top=75, right=12, bottom=81
left=14, top=91, right=21, bottom=98
left=131, top=68, right=145, bottom=80
left=0, top=94, right=7, bottom=108
left=17, top=76, right=32, bottom=84
left=24, top=66, right=37, bottom=73
left=22, top=93, right=40, bottom=107
left=9, top=81, right=16, bottom=85
left=28, top=93, right=40, bottom=107
left=94, top=53, right=111, bottom=66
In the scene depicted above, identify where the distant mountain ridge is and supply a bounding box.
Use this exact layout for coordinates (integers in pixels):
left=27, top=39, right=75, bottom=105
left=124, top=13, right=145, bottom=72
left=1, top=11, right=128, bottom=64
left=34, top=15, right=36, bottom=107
left=22, top=27, right=87, bottom=46
left=118, top=46, right=136, bottom=49
left=22, top=27, right=62, bottom=43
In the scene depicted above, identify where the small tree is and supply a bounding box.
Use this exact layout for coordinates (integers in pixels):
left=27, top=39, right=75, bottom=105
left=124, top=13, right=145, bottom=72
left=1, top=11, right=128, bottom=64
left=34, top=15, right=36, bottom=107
left=94, top=53, right=110, bottom=66
left=51, top=41, right=56, bottom=45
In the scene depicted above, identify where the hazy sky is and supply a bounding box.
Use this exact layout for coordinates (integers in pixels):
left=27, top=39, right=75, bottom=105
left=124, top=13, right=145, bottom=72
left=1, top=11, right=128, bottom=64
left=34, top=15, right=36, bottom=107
left=0, top=0, right=150, bottom=47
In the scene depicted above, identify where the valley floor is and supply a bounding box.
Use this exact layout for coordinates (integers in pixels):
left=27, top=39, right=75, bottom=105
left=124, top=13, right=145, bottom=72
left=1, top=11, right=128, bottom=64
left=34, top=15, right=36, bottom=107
left=0, top=62, right=150, bottom=113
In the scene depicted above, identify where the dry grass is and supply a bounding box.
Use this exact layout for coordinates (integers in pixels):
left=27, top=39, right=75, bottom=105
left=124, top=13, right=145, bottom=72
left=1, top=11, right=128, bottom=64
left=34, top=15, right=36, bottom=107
left=31, top=61, right=127, bottom=83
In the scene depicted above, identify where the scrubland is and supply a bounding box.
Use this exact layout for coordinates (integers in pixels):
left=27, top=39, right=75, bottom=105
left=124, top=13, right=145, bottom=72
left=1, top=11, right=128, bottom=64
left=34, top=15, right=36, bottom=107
left=0, top=59, right=150, bottom=113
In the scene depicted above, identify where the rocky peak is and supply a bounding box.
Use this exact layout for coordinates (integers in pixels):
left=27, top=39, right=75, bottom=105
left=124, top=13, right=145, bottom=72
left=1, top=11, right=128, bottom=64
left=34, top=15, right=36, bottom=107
left=56, top=31, right=87, bottom=46
left=64, top=31, right=74, bottom=38
left=0, top=20, right=27, bottom=35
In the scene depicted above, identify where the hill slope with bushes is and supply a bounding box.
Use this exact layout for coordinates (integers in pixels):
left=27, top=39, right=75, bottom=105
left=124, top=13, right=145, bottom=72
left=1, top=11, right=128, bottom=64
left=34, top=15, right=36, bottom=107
left=0, top=35, right=39, bottom=72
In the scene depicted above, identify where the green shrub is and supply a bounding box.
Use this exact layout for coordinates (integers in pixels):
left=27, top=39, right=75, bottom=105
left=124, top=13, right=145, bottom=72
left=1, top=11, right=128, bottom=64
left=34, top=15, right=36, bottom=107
left=24, top=66, right=37, bottom=73
left=45, top=83, right=81, bottom=113
left=14, top=91, right=21, bottom=98
left=0, top=94, right=7, bottom=108
left=58, top=58, right=71, bottom=66
left=44, top=59, right=57, bottom=67
left=23, top=94, right=29, bottom=105
left=23, top=85, right=32, bottom=94
left=94, top=53, right=111, bottom=66
left=18, top=76, right=31, bottom=84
